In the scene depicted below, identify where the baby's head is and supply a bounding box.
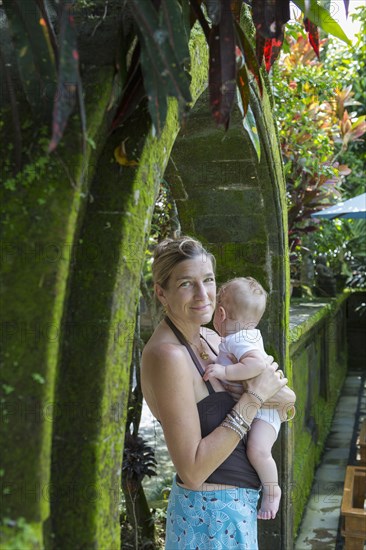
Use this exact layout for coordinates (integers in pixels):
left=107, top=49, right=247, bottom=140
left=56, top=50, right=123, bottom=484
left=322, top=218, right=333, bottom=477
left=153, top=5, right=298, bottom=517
left=214, top=277, right=267, bottom=336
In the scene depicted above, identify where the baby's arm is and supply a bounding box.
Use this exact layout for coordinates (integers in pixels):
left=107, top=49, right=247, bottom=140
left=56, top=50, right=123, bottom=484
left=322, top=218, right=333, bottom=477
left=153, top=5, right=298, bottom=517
left=203, top=350, right=267, bottom=382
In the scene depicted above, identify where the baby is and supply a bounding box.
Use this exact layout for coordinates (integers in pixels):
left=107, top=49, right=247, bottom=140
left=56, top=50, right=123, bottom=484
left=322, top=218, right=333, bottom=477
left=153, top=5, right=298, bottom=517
left=203, top=277, right=296, bottom=520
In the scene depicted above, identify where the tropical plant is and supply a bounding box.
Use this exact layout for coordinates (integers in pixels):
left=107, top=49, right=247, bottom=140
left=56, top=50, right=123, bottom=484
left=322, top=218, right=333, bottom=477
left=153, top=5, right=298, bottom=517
left=271, top=18, right=366, bottom=283
left=0, top=0, right=352, bottom=169
left=345, top=219, right=366, bottom=289
left=324, top=5, right=366, bottom=198
left=122, top=433, right=157, bottom=548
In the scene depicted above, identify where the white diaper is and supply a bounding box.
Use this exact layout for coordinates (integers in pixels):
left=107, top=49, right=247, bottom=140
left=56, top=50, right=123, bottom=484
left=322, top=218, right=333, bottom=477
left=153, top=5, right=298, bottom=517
left=254, top=408, right=281, bottom=435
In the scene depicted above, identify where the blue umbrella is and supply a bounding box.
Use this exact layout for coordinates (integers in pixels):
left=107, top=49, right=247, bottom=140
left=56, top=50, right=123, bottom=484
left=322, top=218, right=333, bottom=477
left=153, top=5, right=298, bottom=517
left=311, top=193, right=366, bottom=220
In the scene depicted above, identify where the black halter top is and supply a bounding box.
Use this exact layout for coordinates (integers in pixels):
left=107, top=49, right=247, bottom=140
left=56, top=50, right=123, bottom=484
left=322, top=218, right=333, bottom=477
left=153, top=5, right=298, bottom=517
left=165, top=317, right=261, bottom=489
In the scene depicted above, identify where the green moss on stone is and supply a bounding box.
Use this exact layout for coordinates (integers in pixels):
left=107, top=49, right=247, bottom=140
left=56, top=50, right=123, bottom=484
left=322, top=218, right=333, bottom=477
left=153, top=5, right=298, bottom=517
left=0, top=66, right=114, bottom=546
left=50, top=33, right=210, bottom=549
left=290, top=298, right=348, bottom=536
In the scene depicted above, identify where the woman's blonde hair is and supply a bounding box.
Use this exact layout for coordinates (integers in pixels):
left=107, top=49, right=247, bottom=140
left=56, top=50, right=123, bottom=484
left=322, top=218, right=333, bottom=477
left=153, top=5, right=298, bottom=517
left=152, top=236, right=216, bottom=289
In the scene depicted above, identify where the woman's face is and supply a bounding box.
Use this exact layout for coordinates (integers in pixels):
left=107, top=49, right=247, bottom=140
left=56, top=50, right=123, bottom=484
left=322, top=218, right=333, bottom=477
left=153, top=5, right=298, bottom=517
left=157, top=256, right=216, bottom=325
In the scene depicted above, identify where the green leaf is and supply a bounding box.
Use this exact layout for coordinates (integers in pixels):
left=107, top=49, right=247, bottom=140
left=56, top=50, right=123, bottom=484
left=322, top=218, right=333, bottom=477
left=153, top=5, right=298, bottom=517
left=293, top=0, right=352, bottom=45
left=243, top=107, right=261, bottom=162
left=159, top=0, right=190, bottom=66
left=237, top=89, right=261, bottom=162
left=127, top=0, right=191, bottom=104
left=235, top=21, right=263, bottom=97
left=140, top=44, right=168, bottom=134
left=237, top=64, right=250, bottom=116
left=2, top=0, right=56, bottom=115
left=31, top=373, right=45, bottom=384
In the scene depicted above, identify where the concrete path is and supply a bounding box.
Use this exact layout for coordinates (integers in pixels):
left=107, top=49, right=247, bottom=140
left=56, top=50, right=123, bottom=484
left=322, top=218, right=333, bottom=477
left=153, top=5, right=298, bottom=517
left=295, top=371, right=366, bottom=549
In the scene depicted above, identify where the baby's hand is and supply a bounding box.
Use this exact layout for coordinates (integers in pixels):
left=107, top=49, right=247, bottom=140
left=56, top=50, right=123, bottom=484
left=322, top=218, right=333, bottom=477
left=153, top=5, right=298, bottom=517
left=203, top=363, right=226, bottom=381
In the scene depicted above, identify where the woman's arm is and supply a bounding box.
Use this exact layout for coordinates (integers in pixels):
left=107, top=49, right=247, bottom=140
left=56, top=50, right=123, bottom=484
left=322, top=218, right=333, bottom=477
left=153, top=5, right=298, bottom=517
left=142, top=343, right=287, bottom=490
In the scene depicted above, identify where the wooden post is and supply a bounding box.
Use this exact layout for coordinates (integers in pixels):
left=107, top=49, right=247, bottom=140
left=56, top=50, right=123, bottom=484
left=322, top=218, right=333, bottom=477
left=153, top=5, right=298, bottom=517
left=341, top=466, right=366, bottom=550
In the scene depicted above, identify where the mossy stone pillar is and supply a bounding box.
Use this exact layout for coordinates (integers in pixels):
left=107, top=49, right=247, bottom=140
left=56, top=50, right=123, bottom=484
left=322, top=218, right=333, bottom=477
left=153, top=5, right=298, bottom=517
left=0, top=68, right=114, bottom=548
left=50, top=34, right=208, bottom=549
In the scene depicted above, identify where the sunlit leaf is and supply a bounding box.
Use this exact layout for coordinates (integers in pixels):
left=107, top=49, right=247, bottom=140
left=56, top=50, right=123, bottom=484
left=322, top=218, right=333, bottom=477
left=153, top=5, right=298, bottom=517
left=114, top=139, right=139, bottom=166
left=263, top=35, right=284, bottom=72
left=293, top=0, right=352, bottom=45
left=238, top=95, right=261, bottom=162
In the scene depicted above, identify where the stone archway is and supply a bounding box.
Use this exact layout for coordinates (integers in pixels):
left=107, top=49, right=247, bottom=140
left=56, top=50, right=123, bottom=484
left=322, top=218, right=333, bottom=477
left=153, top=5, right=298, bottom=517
left=1, top=20, right=292, bottom=550
left=165, top=85, right=292, bottom=549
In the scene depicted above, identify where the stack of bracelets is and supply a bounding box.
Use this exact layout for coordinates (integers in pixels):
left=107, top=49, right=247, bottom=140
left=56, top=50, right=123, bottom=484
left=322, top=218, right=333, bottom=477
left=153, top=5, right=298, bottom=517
left=221, top=390, right=264, bottom=440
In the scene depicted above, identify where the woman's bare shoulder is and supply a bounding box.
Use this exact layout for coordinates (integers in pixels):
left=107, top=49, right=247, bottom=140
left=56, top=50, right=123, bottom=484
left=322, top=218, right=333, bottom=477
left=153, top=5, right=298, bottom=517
left=141, top=337, right=190, bottom=381
left=141, top=337, right=194, bottom=418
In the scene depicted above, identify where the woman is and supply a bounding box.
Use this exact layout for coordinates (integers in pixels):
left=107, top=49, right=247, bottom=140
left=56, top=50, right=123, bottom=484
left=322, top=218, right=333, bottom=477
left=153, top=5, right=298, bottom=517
left=141, top=236, right=290, bottom=549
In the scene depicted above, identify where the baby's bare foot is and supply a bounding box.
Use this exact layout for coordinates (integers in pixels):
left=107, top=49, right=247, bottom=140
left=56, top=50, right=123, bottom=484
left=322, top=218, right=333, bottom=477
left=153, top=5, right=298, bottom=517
left=257, top=485, right=281, bottom=520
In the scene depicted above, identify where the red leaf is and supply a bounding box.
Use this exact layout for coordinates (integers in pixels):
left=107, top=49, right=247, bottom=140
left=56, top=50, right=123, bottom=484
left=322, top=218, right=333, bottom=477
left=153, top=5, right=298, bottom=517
left=263, top=34, right=284, bottom=72
left=304, top=17, right=320, bottom=58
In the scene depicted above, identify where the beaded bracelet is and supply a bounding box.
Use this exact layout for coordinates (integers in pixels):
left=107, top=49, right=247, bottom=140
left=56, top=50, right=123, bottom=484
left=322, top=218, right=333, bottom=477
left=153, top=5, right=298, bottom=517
left=221, top=420, right=246, bottom=440
left=243, top=389, right=264, bottom=406
left=228, top=409, right=252, bottom=432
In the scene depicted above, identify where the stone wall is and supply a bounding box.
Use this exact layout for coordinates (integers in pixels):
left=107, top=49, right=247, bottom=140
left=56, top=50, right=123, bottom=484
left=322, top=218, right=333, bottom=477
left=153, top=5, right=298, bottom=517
left=289, top=295, right=349, bottom=536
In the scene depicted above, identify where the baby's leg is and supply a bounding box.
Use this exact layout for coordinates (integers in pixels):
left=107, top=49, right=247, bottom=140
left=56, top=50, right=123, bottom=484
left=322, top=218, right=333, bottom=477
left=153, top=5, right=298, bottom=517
left=246, top=419, right=281, bottom=520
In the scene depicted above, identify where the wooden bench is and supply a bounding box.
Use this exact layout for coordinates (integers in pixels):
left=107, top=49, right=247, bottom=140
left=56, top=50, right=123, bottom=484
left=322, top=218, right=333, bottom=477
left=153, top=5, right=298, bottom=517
left=341, top=466, right=366, bottom=550
left=359, top=419, right=366, bottom=465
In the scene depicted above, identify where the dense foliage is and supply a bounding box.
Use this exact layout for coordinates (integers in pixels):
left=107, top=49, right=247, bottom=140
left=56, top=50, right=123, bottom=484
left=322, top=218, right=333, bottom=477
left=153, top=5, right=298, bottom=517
left=1, top=0, right=351, bottom=167
left=271, top=9, right=366, bottom=285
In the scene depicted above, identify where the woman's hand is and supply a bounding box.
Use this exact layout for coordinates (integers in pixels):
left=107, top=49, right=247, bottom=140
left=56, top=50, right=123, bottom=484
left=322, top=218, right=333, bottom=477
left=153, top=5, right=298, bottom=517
left=244, top=358, right=287, bottom=403
left=221, top=381, right=244, bottom=401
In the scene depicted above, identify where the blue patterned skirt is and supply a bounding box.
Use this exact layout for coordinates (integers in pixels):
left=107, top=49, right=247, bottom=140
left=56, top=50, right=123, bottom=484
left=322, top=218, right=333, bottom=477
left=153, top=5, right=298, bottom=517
left=165, top=477, right=260, bottom=549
